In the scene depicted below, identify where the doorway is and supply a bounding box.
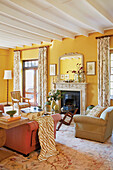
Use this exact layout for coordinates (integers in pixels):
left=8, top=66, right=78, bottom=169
left=23, top=60, right=38, bottom=106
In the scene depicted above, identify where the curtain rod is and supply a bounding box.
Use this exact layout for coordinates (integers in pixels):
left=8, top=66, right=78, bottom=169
left=96, top=34, right=113, bottom=39
left=14, top=44, right=51, bottom=51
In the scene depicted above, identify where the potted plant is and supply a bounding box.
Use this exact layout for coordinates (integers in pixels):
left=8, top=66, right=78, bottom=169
left=46, top=90, right=62, bottom=112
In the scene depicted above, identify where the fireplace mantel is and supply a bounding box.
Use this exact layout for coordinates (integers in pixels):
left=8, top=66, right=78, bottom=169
left=56, top=81, right=87, bottom=115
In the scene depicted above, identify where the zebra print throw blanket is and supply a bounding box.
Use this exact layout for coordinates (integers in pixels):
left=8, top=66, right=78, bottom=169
left=33, top=115, right=58, bottom=161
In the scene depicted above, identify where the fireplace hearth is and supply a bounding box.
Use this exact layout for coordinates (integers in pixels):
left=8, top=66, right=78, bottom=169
left=61, top=91, right=80, bottom=114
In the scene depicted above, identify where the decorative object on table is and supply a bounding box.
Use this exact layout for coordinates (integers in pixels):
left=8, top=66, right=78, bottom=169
left=52, top=75, right=58, bottom=90
left=0, top=110, right=3, bottom=117
left=45, top=101, right=51, bottom=112
left=4, top=70, right=12, bottom=106
left=47, top=89, right=62, bottom=112
left=67, top=63, right=85, bottom=82
left=0, top=115, right=21, bottom=122
left=6, top=110, right=17, bottom=117
left=65, top=74, right=69, bottom=81
left=86, top=61, right=96, bottom=75
left=37, top=106, right=43, bottom=111
left=50, top=64, right=57, bottom=76
left=60, top=74, right=65, bottom=80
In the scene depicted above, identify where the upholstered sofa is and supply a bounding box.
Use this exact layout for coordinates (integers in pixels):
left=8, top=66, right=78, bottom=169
left=74, top=106, right=113, bottom=142
left=4, top=113, right=61, bottom=155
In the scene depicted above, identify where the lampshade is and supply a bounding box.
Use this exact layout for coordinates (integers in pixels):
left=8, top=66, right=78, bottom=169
left=4, top=70, right=12, bottom=79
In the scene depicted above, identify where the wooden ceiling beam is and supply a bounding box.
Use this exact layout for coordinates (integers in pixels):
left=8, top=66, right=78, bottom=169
left=0, top=1, right=75, bottom=38
left=46, top=0, right=104, bottom=34
left=9, top=0, right=87, bottom=36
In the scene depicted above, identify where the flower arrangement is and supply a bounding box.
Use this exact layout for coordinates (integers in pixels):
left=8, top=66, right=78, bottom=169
left=67, top=63, right=84, bottom=75
left=47, top=89, right=62, bottom=102
left=66, top=63, right=85, bottom=82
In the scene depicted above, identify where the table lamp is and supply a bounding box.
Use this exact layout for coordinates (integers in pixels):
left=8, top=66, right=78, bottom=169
left=4, top=70, right=12, bottom=106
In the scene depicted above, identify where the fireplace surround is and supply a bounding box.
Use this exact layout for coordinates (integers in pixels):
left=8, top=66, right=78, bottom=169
left=56, top=82, right=87, bottom=115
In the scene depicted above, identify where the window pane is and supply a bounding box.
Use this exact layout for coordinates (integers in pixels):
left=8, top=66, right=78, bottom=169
left=25, top=70, right=34, bottom=93
left=110, top=82, right=113, bottom=88
left=25, top=62, right=27, bottom=67
left=36, top=69, right=38, bottom=93
left=25, top=94, right=34, bottom=103
left=111, top=54, right=113, bottom=60
left=37, top=94, right=38, bottom=104
left=111, top=89, right=113, bottom=95
left=110, top=75, right=113, bottom=81
left=111, top=68, right=113, bottom=74
left=111, top=61, right=113, bottom=66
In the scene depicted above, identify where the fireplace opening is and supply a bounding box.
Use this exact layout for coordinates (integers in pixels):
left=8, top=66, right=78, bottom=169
left=61, top=91, right=80, bottom=114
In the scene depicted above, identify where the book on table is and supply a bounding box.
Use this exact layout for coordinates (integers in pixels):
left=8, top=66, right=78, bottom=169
left=0, top=115, right=21, bottom=122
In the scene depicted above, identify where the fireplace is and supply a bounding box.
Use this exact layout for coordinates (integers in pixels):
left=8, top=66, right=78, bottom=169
left=61, top=91, right=80, bottom=114
left=56, top=82, right=87, bottom=115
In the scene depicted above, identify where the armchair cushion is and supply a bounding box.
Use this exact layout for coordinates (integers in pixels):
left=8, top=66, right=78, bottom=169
left=87, top=105, right=106, bottom=117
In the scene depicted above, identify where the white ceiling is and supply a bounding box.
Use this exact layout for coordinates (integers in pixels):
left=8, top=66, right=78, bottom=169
left=0, top=0, right=113, bottom=49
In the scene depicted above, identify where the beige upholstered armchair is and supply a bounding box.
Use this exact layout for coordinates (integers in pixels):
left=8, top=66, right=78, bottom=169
left=74, top=107, right=113, bottom=142
left=11, top=91, right=31, bottom=114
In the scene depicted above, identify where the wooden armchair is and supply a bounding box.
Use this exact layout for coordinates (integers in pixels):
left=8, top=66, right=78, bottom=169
left=11, top=91, right=31, bottom=114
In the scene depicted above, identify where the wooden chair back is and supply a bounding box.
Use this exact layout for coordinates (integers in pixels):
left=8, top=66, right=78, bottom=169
left=11, top=91, right=21, bottom=102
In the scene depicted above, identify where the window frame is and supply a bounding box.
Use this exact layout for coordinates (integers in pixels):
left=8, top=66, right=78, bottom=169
left=23, top=59, right=38, bottom=105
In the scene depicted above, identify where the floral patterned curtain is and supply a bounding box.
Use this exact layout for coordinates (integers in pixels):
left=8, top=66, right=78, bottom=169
left=97, top=37, right=110, bottom=107
left=38, top=47, right=48, bottom=109
left=13, top=51, right=21, bottom=91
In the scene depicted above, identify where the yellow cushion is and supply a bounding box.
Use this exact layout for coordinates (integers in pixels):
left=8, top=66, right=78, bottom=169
left=87, top=105, right=106, bottom=117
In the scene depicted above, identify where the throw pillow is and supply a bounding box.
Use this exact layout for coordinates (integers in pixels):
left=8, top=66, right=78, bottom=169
left=87, top=105, right=106, bottom=117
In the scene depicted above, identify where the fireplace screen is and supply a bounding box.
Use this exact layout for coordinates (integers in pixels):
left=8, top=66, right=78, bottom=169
left=61, top=91, right=80, bottom=114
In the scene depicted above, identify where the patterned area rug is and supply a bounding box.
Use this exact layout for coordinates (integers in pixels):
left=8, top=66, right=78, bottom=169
left=0, top=148, right=15, bottom=162
left=0, top=123, right=113, bottom=170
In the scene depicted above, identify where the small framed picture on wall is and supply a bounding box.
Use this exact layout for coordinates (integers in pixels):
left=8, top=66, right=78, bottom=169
left=86, top=61, right=96, bottom=75
left=50, top=64, right=57, bottom=76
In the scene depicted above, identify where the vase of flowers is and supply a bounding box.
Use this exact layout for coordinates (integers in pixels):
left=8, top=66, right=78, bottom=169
left=67, top=63, right=85, bottom=82
left=46, top=90, right=62, bottom=112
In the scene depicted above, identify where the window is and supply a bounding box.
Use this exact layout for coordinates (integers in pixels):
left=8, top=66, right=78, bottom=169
left=110, top=53, right=113, bottom=99
left=23, top=60, right=38, bottom=106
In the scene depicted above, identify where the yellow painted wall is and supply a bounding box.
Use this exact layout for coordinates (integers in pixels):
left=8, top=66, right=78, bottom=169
left=21, top=49, right=39, bottom=60
left=1, top=29, right=113, bottom=107
left=48, top=30, right=113, bottom=107
left=0, top=49, right=13, bottom=103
